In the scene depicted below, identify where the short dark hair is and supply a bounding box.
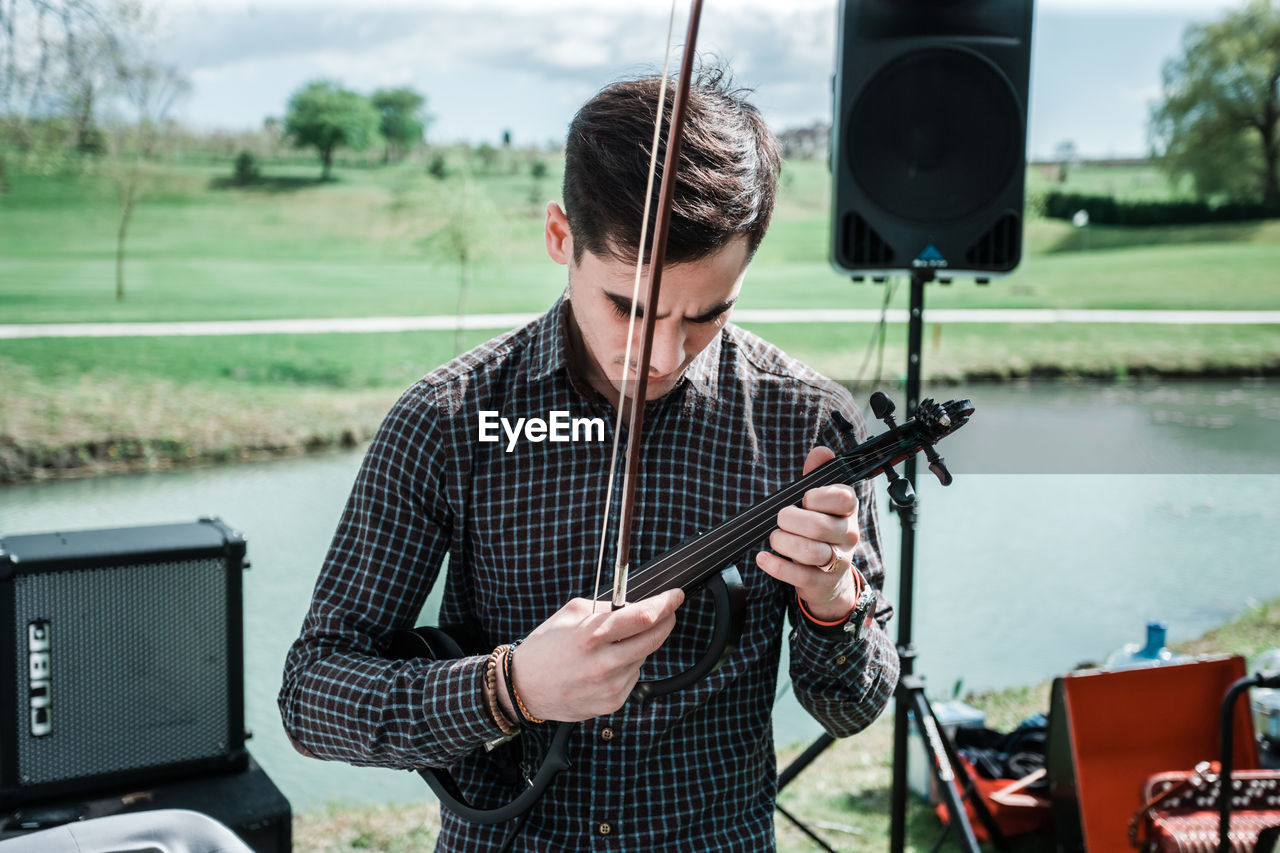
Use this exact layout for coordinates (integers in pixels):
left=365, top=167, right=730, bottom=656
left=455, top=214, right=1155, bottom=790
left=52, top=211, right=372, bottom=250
left=562, top=65, right=781, bottom=266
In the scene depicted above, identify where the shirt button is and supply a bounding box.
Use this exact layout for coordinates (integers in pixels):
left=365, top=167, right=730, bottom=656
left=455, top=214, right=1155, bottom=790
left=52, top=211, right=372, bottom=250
left=598, top=822, right=612, bottom=835
left=836, top=655, right=847, bottom=665
left=600, top=727, right=614, bottom=742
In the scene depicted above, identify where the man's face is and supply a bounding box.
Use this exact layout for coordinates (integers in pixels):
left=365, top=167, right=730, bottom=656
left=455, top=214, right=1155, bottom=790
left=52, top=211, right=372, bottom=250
left=545, top=204, right=749, bottom=403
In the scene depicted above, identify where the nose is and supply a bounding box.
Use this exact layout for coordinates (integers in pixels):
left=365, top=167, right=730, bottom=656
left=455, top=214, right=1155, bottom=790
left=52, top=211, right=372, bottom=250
left=645, top=318, right=686, bottom=378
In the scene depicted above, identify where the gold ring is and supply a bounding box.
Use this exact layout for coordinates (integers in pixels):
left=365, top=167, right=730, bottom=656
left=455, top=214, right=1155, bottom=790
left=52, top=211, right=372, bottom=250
left=816, top=546, right=840, bottom=573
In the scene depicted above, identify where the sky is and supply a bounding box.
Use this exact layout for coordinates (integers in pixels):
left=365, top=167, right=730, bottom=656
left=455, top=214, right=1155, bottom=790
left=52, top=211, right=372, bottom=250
left=156, top=0, right=1242, bottom=160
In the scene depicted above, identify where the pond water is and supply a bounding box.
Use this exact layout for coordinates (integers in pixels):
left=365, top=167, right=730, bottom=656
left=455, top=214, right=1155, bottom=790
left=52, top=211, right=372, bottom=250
left=1, top=379, right=1277, bottom=810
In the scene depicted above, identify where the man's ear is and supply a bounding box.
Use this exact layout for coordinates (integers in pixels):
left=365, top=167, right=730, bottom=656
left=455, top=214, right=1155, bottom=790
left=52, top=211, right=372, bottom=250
left=544, top=202, right=573, bottom=266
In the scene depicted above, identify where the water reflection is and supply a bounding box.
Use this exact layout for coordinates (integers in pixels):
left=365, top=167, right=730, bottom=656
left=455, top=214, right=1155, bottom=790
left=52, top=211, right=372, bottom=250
left=1, top=379, right=1277, bottom=809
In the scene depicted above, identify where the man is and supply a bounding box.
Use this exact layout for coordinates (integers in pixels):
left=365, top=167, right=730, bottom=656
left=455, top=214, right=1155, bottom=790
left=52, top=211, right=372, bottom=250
left=279, top=69, right=899, bottom=851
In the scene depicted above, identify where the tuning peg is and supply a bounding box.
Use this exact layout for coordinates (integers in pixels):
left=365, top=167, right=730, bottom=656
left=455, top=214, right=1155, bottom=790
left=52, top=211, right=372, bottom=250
left=882, top=465, right=916, bottom=508
left=923, top=444, right=953, bottom=486
left=830, top=409, right=858, bottom=439
left=915, top=398, right=952, bottom=432
left=869, top=391, right=898, bottom=427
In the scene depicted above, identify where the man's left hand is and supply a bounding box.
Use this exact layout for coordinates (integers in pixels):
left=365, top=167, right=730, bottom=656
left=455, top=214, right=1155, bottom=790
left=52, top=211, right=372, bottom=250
left=756, top=446, right=862, bottom=622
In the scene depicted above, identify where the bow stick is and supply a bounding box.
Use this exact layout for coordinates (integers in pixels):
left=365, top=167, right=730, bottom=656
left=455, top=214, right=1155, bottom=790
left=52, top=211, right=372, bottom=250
left=591, top=0, right=705, bottom=611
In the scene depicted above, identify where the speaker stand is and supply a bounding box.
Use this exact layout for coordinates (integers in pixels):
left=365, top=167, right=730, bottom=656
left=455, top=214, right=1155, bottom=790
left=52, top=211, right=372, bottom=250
left=887, top=268, right=991, bottom=853
left=776, top=270, right=996, bottom=852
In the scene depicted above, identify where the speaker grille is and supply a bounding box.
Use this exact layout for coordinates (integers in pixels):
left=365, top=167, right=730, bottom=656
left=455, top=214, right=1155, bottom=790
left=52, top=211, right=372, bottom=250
left=841, top=212, right=896, bottom=266
left=845, top=46, right=1022, bottom=222
left=964, top=212, right=1021, bottom=269
left=13, top=558, right=230, bottom=785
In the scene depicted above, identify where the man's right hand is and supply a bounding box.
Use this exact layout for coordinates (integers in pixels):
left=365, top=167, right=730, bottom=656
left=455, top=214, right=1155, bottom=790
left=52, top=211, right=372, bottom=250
left=497, top=588, right=685, bottom=723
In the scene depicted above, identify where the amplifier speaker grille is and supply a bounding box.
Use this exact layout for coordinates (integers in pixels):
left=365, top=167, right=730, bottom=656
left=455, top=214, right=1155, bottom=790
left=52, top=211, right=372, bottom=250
left=2, top=518, right=246, bottom=806
left=13, top=558, right=230, bottom=785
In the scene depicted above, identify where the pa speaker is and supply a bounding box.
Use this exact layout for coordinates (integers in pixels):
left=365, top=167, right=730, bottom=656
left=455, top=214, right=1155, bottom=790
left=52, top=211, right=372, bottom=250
left=830, top=0, right=1034, bottom=276
left=0, top=518, right=249, bottom=806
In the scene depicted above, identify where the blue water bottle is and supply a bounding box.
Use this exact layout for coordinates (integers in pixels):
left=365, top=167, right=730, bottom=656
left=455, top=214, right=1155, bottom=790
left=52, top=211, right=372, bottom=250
left=1104, top=621, right=1190, bottom=670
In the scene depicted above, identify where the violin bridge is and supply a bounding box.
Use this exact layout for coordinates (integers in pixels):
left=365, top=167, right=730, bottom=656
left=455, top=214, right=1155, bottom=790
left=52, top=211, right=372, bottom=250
left=611, top=561, right=630, bottom=610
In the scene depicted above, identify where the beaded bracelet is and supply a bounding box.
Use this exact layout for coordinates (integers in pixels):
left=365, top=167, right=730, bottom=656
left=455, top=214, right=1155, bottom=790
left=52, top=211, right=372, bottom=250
left=503, top=641, right=546, bottom=725
left=484, top=644, right=520, bottom=735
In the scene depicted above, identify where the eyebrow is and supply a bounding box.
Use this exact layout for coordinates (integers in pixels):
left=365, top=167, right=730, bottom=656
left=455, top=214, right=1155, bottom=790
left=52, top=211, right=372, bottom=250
left=605, top=292, right=737, bottom=323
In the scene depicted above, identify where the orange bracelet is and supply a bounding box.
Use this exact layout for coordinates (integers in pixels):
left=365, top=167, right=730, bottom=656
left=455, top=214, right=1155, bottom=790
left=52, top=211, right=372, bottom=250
left=796, top=569, right=866, bottom=626
left=796, top=592, right=854, bottom=626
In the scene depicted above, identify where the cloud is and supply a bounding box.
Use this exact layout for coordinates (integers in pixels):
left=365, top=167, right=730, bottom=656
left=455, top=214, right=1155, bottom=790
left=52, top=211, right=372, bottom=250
left=162, top=0, right=1233, bottom=155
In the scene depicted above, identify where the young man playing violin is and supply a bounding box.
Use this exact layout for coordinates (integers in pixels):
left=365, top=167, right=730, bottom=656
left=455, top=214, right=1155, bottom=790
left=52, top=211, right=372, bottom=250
left=280, top=68, right=899, bottom=851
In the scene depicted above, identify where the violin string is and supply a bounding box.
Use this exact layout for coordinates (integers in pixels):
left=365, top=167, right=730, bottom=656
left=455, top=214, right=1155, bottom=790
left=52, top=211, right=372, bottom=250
left=590, top=1, right=679, bottom=613
left=636, top=445, right=889, bottom=597
left=626, top=461, right=853, bottom=600
left=621, top=430, right=922, bottom=600
left=593, top=440, right=896, bottom=602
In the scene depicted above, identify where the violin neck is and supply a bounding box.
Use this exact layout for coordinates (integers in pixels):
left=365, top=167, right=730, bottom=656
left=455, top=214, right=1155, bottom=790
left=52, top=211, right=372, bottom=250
left=602, top=456, right=858, bottom=603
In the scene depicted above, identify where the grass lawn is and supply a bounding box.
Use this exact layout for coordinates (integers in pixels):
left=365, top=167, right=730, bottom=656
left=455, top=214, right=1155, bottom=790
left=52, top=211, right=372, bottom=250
left=3, top=158, right=1279, bottom=324
left=2, top=156, right=1278, bottom=480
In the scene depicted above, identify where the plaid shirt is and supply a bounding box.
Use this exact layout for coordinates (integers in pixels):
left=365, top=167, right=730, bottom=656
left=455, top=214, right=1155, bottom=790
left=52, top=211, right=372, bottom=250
left=279, top=296, right=899, bottom=851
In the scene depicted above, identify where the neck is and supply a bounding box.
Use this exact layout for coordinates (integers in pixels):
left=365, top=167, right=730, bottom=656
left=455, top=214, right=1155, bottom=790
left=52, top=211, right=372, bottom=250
left=594, top=456, right=852, bottom=604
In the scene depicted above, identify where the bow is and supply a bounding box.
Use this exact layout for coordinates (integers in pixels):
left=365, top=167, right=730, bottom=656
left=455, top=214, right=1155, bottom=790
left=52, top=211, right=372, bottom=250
left=592, top=0, right=706, bottom=611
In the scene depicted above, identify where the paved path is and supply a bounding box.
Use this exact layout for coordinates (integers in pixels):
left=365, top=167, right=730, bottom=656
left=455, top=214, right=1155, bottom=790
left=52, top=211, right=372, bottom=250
left=1, top=309, right=1279, bottom=339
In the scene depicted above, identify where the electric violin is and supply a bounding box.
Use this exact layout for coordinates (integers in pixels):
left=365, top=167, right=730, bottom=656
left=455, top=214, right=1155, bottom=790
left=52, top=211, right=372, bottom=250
left=389, top=391, right=974, bottom=824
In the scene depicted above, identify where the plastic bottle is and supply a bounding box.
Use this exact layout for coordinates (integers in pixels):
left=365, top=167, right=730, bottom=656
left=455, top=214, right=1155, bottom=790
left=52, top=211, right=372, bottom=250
left=1251, top=648, right=1280, bottom=750
left=1104, top=621, right=1191, bottom=670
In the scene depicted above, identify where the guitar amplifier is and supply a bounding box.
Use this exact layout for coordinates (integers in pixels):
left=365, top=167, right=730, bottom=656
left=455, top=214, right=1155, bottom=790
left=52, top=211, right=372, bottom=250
left=0, top=518, right=250, bottom=807
left=0, top=756, right=291, bottom=853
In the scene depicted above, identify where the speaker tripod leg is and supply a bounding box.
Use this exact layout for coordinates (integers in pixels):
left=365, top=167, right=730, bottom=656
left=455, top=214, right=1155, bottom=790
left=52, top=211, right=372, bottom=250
left=890, top=674, right=912, bottom=853
left=774, top=733, right=839, bottom=852
left=899, top=675, right=991, bottom=853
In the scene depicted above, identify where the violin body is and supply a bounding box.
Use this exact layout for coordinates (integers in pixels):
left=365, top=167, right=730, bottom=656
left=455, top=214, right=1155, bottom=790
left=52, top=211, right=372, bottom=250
left=387, top=565, right=746, bottom=824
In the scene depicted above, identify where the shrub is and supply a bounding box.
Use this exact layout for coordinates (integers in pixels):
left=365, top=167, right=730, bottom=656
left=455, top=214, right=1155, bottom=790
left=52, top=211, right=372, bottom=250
left=232, top=150, right=260, bottom=185
left=1043, top=191, right=1279, bottom=225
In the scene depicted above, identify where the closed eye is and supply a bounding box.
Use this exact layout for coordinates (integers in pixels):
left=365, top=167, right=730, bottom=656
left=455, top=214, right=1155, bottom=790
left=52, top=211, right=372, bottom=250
left=689, top=303, right=732, bottom=324
left=608, top=297, right=634, bottom=321
left=604, top=293, right=735, bottom=324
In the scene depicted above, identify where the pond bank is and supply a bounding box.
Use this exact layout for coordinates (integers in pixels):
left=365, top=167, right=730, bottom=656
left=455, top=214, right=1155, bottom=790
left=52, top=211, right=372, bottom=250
left=3, top=359, right=1279, bottom=484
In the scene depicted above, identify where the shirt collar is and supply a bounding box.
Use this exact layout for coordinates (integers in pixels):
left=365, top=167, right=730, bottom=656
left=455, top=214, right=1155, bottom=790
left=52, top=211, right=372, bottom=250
left=524, top=294, right=571, bottom=384
left=523, top=293, right=723, bottom=403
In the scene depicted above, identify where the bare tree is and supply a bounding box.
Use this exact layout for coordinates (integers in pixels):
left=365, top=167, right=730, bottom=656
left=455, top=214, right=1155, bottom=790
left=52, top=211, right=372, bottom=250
left=105, top=59, right=187, bottom=300
left=418, top=177, right=497, bottom=354
left=1054, top=139, right=1077, bottom=184
left=0, top=0, right=152, bottom=162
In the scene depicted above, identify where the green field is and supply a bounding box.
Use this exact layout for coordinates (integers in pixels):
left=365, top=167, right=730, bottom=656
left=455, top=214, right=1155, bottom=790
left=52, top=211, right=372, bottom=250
left=1, top=155, right=1278, bottom=479
left=3, top=157, right=1280, bottom=323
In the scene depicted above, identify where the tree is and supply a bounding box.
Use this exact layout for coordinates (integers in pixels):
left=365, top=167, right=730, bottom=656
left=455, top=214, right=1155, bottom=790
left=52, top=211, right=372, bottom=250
left=0, top=0, right=153, bottom=182
left=104, top=60, right=188, bottom=301
left=1150, top=0, right=1280, bottom=205
left=284, top=80, right=378, bottom=180
left=474, top=141, right=498, bottom=173
left=371, top=86, right=428, bottom=163
left=418, top=176, right=496, bottom=355
left=1054, top=139, right=1076, bottom=184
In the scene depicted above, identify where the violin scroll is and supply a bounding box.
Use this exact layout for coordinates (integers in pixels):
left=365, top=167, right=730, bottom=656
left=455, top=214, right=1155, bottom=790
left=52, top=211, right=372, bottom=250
left=839, top=392, right=975, bottom=494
